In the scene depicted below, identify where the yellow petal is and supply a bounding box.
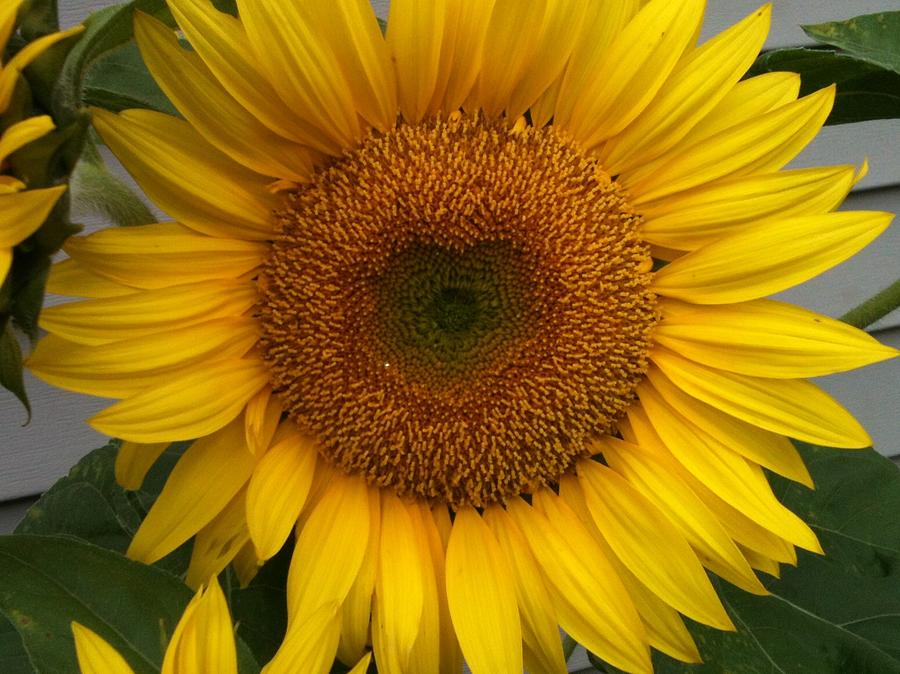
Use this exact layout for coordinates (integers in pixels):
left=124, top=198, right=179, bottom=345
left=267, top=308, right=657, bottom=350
left=577, top=461, right=733, bottom=629
left=419, top=504, right=462, bottom=674
left=484, top=506, right=567, bottom=674
left=233, top=540, right=262, bottom=588
left=651, top=211, right=893, bottom=304
left=0, top=26, right=84, bottom=111
left=246, top=425, right=318, bottom=560
left=655, top=299, right=898, bottom=379
left=0, top=0, right=23, bottom=54
left=243, top=387, right=283, bottom=457
left=135, top=13, right=314, bottom=181
left=373, top=493, right=434, bottom=674
left=601, top=5, right=771, bottom=174
left=185, top=488, right=250, bottom=589
left=637, top=382, right=822, bottom=552
left=645, top=365, right=811, bottom=486
left=427, top=0, right=495, bottom=115
left=445, top=507, right=522, bottom=674
left=28, top=318, right=260, bottom=397
left=651, top=347, right=872, bottom=448
left=286, top=473, right=370, bottom=629
left=560, top=0, right=704, bottom=148
left=639, top=164, right=858, bottom=250
left=115, top=440, right=169, bottom=490
left=0, top=247, right=9, bottom=283
left=263, top=603, right=342, bottom=674
left=0, top=115, right=54, bottom=163
left=71, top=623, right=136, bottom=674
left=47, top=259, right=135, bottom=298
left=348, top=652, right=373, bottom=674
left=509, top=495, right=651, bottom=673
left=594, top=438, right=767, bottom=596
left=165, top=0, right=335, bottom=152
left=557, top=475, right=702, bottom=664
left=337, top=486, right=380, bottom=666
left=301, top=0, right=397, bottom=131
left=127, top=416, right=255, bottom=563
left=624, top=409, right=800, bottom=565
left=0, top=186, right=65, bottom=248
left=236, top=0, right=361, bottom=148
left=651, top=71, right=801, bottom=160
left=505, top=0, right=590, bottom=120
left=740, top=545, right=782, bottom=578
left=39, top=279, right=258, bottom=346
left=90, top=358, right=269, bottom=443
left=162, top=578, right=238, bottom=674
left=387, top=0, right=447, bottom=123
left=474, top=0, right=546, bottom=118
left=627, top=86, right=834, bottom=203
left=92, top=108, right=279, bottom=240
left=549, top=0, right=642, bottom=128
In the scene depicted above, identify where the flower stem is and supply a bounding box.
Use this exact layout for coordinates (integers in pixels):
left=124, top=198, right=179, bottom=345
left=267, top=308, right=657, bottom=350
left=840, top=279, right=900, bottom=330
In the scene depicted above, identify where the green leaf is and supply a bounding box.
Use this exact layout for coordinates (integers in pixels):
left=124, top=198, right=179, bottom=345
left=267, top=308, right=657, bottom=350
left=51, top=0, right=173, bottom=121
left=593, top=443, right=900, bottom=673
left=804, top=11, right=900, bottom=75
left=83, top=41, right=176, bottom=115
left=0, top=535, right=192, bottom=674
left=0, top=324, right=31, bottom=420
left=70, top=136, right=157, bottom=226
left=15, top=440, right=192, bottom=576
left=746, top=48, right=900, bottom=125
left=0, top=612, right=33, bottom=674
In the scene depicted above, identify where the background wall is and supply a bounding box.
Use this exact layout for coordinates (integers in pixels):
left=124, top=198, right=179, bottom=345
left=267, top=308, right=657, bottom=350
left=2, top=2, right=899, bottom=669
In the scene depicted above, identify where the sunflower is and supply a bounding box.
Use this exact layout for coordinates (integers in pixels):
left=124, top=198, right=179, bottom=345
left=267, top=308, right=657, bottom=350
left=0, top=0, right=80, bottom=283
left=72, top=577, right=373, bottom=674
left=29, top=0, right=897, bottom=672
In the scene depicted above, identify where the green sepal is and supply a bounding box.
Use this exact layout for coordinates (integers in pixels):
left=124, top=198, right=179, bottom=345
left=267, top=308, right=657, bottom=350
left=70, top=134, right=156, bottom=227
left=17, top=1, right=60, bottom=41
left=0, top=324, right=30, bottom=421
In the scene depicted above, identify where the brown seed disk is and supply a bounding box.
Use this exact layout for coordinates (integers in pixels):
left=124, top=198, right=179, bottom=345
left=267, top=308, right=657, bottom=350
left=258, top=114, right=658, bottom=508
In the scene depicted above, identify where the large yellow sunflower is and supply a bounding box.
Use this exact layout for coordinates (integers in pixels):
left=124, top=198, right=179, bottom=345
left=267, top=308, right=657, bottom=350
left=0, top=0, right=80, bottom=283
left=29, top=0, right=897, bottom=672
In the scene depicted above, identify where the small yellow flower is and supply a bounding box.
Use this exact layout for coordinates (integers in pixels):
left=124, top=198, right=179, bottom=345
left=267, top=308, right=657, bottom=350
left=30, top=1, right=898, bottom=673
left=0, top=0, right=80, bottom=282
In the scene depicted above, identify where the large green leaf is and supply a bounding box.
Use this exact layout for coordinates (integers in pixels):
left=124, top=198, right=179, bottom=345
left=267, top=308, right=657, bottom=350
left=747, top=48, right=900, bottom=125
left=804, top=11, right=900, bottom=75
left=0, top=535, right=192, bottom=674
left=0, top=613, right=32, bottom=674
left=591, top=443, right=900, bottom=673
left=15, top=441, right=192, bottom=575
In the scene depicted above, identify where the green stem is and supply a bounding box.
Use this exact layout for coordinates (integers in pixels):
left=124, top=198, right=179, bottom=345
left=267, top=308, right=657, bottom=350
left=839, top=279, right=900, bottom=330
left=562, top=634, right=577, bottom=662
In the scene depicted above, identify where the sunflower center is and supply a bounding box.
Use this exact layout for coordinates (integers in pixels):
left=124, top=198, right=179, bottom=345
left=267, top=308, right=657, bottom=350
left=376, top=241, right=531, bottom=380
left=258, top=114, right=658, bottom=507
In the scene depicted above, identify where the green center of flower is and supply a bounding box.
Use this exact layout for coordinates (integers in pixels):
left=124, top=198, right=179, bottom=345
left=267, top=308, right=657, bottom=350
left=258, top=114, right=658, bottom=507
left=376, top=241, right=531, bottom=381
